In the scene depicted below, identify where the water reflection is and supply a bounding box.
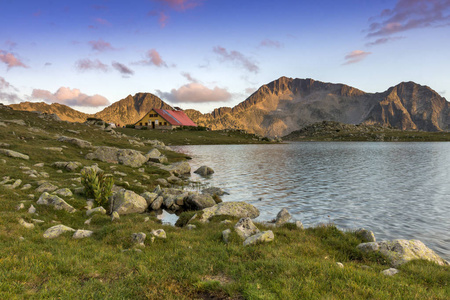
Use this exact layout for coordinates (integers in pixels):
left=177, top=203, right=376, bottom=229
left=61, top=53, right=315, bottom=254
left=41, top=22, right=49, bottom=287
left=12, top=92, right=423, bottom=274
left=172, top=142, right=450, bottom=260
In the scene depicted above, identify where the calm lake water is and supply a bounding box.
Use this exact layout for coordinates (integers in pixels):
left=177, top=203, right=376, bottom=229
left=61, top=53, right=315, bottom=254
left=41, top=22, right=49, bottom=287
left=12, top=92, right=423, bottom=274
left=171, top=142, right=450, bottom=261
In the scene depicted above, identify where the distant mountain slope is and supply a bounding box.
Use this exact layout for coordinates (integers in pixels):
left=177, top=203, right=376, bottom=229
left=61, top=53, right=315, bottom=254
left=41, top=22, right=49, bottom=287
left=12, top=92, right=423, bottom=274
left=94, top=93, right=173, bottom=126
left=8, top=102, right=90, bottom=123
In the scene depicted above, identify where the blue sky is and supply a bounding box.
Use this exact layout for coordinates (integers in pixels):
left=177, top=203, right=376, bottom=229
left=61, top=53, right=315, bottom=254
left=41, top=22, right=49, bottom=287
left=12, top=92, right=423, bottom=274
left=1, top=0, right=449, bottom=114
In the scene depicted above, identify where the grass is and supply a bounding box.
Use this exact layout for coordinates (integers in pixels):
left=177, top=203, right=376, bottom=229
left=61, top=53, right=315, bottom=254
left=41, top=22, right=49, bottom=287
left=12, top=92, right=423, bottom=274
left=0, top=108, right=449, bottom=299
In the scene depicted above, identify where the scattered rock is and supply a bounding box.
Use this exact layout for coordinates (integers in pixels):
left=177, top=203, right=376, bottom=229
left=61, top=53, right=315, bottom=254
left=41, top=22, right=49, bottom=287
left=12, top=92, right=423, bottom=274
left=57, top=136, right=92, bottom=148
left=86, top=146, right=148, bottom=168
left=114, top=171, right=127, bottom=177
left=274, top=208, right=291, bottom=226
left=155, top=178, right=168, bottom=187
left=4, top=119, right=26, bottom=126
left=381, top=268, right=399, bottom=276
left=355, top=228, right=376, bottom=242
left=37, top=192, right=76, bottom=213
left=194, top=165, right=214, bottom=176
left=111, top=211, right=120, bottom=221
left=35, top=182, right=58, bottom=193
left=0, top=149, right=29, bottom=160
left=16, top=203, right=25, bottom=210
left=34, top=163, right=45, bottom=167
left=4, top=179, right=22, bottom=189
left=160, top=161, right=191, bottom=176
left=52, top=161, right=82, bottom=172
left=28, top=204, right=36, bottom=214
left=167, top=175, right=181, bottom=184
left=184, top=194, right=216, bottom=210
left=151, top=229, right=166, bottom=239
left=111, top=189, right=147, bottom=215
left=222, top=229, right=231, bottom=244
left=243, top=231, right=274, bottom=246
left=80, top=164, right=103, bottom=174
left=234, top=218, right=260, bottom=240
left=140, top=192, right=158, bottom=206
left=132, top=232, right=146, bottom=247
left=84, top=218, right=92, bottom=225
left=43, top=225, right=76, bottom=238
left=21, top=184, right=32, bottom=190
left=31, top=219, right=44, bottom=223
left=295, top=221, right=304, bottom=229
left=199, top=202, right=260, bottom=222
left=73, top=230, right=94, bottom=239
left=151, top=196, right=164, bottom=210
left=186, top=224, right=197, bottom=230
left=336, top=262, right=344, bottom=268
left=86, top=206, right=107, bottom=216
left=18, top=218, right=35, bottom=229
left=43, top=147, right=63, bottom=152
left=53, top=188, right=73, bottom=197
left=201, top=187, right=229, bottom=196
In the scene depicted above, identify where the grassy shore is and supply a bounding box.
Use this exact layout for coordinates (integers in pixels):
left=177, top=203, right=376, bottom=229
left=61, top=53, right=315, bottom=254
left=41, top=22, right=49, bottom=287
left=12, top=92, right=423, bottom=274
left=0, top=108, right=449, bottom=299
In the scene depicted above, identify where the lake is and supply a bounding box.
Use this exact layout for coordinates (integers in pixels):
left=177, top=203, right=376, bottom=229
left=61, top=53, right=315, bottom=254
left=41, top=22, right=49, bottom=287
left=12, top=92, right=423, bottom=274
left=171, top=142, right=450, bottom=261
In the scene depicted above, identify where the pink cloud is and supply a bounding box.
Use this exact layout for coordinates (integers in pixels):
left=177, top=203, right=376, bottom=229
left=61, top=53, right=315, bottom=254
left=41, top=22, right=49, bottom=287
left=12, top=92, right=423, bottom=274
left=156, top=83, right=231, bottom=103
left=148, top=10, right=170, bottom=27
left=260, top=39, right=282, bottom=48
left=213, top=46, right=259, bottom=73
left=367, top=0, right=450, bottom=37
left=135, top=49, right=168, bottom=67
left=0, top=51, right=28, bottom=69
left=343, top=50, right=372, bottom=65
left=31, top=87, right=110, bottom=107
left=155, top=0, right=203, bottom=11
left=88, top=39, right=114, bottom=51
left=112, top=61, right=134, bottom=75
left=365, top=36, right=404, bottom=46
left=76, top=58, right=109, bottom=72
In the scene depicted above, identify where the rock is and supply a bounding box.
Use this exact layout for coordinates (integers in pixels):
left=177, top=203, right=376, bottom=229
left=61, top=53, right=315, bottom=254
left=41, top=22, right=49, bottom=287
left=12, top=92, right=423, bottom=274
left=37, top=192, right=76, bottom=213
left=199, top=202, right=260, bottom=222
left=57, top=136, right=92, bottom=148
left=146, top=148, right=161, bottom=160
left=186, top=224, right=196, bottom=230
left=295, top=221, right=304, bottom=229
left=275, top=208, right=291, bottom=226
left=381, top=268, right=399, bottom=276
left=222, top=229, right=231, bottom=244
left=234, top=218, right=260, bottom=240
left=80, top=164, right=103, bottom=174
left=155, top=178, right=169, bottom=187
left=43, top=225, right=75, bottom=238
left=114, top=171, right=127, bottom=177
left=201, top=187, right=229, bottom=196
left=21, top=184, right=32, bottom=190
left=86, top=206, right=107, bottom=216
left=151, top=229, right=166, bottom=239
left=140, top=192, right=158, bottom=206
left=66, top=129, right=80, bottom=135
left=35, top=182, right=58, bottom=193
left=43, top=147, right=63, bottom=152
left=357, top=242, right=379, bottom=253
left=150, top=196, right=164, bottom=210
left=73, top=230, right=93, bottom=239
left=167, top=175, right=181, bottom=184
left=243, top=231, right=274, bottom=246
left=184, top=194, right=216, bottom=210
left=111, top=189, right=147, bottom=215
left=160, top=161, right=191, bottom=176
left=86, top=146, right=148, bottom=168
left=31, top=219, right=44, bottom=223
left=34, top=163, right=45, bottom=167
left=132, top=232, right=146, bottom=247
left=4, top=179, right=22, bottom=189
left=194, top=166, right=214, bottom=176
left=4, top=119, right=26, bottom=125
left=52, top=161, right=82, bottom=172
left=28, top=204, right=36, bottom=214
left=18, top=218, right=35, bottom=229
left=16, top=203, right=25, bottom=210
left=336, top=262, right=344, bottom=268
left=163, top=195, right=175, bottom=209
left=355, top=228, right=376, bottom=242
left=53, top=188, right=73, bottom=197
left=111, top=211, right=120, bottom=221
left=0, top=149, right=29, bottom=160
left=84, top=218, right=92, bottom=225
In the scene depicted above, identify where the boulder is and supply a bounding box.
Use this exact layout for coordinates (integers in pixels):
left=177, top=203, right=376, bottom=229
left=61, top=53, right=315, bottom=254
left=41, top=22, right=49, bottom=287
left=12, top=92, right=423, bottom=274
left=52, top=161, right=82, bottom=172
left=146, top=148, right=161, bottom=160
left=155, top=178, right=169, bottom=187
left=57, top=136, right=92, bottom=148
left=222, top=229, right=231, bottom=244
left=201, top=187, right=229, bottom=196
left=194, top=166, right=214, bottom=176
left=150, top=196, right=164, bottom=210
left=243, top=231, right=274, bottom=246
left=111, top=189, right=147, bottom=215
left=43, top=225, right=76, bottom=238
left=35, top=182, right=58, bottom=193
left=73, top=230, right=93, bottom=239
left=275, top=208, right=291, bottom=226
left=86, top=206, right=107, bottom=216
left=184, top=194, right=216, bottom=210
left=86, top=146, right=148, bottom=168
left=53, top=188, right=73, bottom=197
left=28, top=204, right=36, bottom=214
left=0, top=149, right=29, bottom=160
left=111, top=211, right=120, bottom=221
left=151, top=229, right=166, bottom=239
left=37, top=192, right=76, bottom=213
left=358, top=239, right=450, bottom=267
left=132, top=232, right=146, bottom=247
left=355, top=228, right=376, bottom=242
left=140, top=192, right=158, bottom=206
left=160, top=161, right=191, bottom=176
left=199, top=202, right=260, bottom=222
left=234, top=218, right=260, bottom=240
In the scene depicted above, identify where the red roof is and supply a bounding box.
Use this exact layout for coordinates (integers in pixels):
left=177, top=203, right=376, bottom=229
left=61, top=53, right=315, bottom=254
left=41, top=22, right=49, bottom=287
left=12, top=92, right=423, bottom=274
left=153, top=109, right=197, bottom=127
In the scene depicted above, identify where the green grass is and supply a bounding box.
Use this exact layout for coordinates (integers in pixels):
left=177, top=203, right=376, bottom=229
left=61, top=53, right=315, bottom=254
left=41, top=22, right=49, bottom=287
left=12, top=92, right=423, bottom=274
left=1, top=108, right=449, bottom=299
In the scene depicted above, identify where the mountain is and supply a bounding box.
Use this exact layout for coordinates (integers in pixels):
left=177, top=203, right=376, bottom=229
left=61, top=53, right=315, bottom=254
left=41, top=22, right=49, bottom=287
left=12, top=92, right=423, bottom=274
left=185, top=77, right=450, bottom=136
left=8, top=102, right=90, bottom=123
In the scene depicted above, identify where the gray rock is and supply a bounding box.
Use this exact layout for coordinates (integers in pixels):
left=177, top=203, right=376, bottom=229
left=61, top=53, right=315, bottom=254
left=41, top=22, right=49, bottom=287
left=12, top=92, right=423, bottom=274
left=132, top=232, right=146, bottom=247
left=86, top=146, right=148, bottom=168
left=35, top=182, right=58, bottom=193
left=4, top=119, right=26, bottom=125
left=4, top=179, right=22, bottom=189
left=21, top=184, right=32, bottom=190
left=381, top=268, right=399, bottom=276
left=336, top=262, right=344, bottom=268
left=111, top=189, right=147, bottom=215
left=199, top=202, right=260, bottom=222
left=37, top=192, right=76, bottom=213
left=155, top=178, right=169, bottom=187
left=16, top=203, right=25, bottom=210
left=31, top=219, right=44, bottom=223
left=194, top=165, right=214, bottom=176
left=18, top=218, right=35, bottom=229
left=53, top=188, right=73, bottom=197
left=275, top=208, right=291, bottom=226
left=357, top=242, right=380, bottom=253
left=243, top=231, right=274, bottom=246
left=43, top=225, right=75, bottom=238
left=0, top=149, right=29, bottom=160
left=86, top=206, right=107, bottom=216
left=57, top=136, right=92, bottom=148
left=222, top=229, right=231, bottom=244
left=111, top=211, right=120, bottom=221
left=167, top=175, right=181, bottom=184
left=234, top=218, right=260, bottom=240
left=163, top=195, right=175, bottom=209
left=80, top=164, right=103, bottom=174
left=146, top=148, right=161, bottom=160
left=84, top=218, right=92, bottom=225
left=114, top=171, right=127, bottom=177
left=150, top=196, right=164, bottom=210
left=43, top=147, right=63, bottom=152
left=52, top=161, right=82, bottom=172
left=160, top=161, right=191, bottom=176
left=201, top=187, right=229, bottom=196
left=184, top=193, right=216, bottom=210
left=73, top=230, right=94, bottom=239
left=28, top=204, right=36, bottom=214
left=140, top=192, right=158, bottom=206
left=34, top=163, right=45, bottom=167
left=186, top=224, right=196, bottom=230
left=151, top=229, right=166, bottom=239
left=355, top=228, right=376, bottom=242
left=295, top=221, right=304, bottom=229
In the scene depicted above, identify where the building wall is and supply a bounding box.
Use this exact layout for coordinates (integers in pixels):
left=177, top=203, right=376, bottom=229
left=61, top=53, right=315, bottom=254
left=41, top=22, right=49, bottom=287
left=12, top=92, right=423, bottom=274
left=136, top=109, right=172, bottom=128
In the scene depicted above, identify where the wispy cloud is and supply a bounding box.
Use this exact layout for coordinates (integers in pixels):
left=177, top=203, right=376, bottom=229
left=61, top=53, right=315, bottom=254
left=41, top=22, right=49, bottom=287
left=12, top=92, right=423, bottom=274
left=135, top=49, right=168, bottom=67
left=181, top=72, right=198, bottom=83
left=213, top=46, right=259, bottom=73
left=365, top=36, right=404, bottom=46
left=76, top=58, right=109, bottom=72
left=4, top=40, right=17, bottom=50
left=343, top=50, right=372, bottom=65
left=367, top=0, right=450, bottom=37
left=88, top=39, right=114, bottom=51
left=0, top=50, right=28, bottom=69
left=0, top=77, right=21, bottom=103
left=112, top=61, right=134, bottom=75
left=260, top=39, right=282, bottom=48
left=156, top=83, right=231, bottom=103
left=148, top=10, right=169, bottom=27
left=154, top=0, right=204, bottom=11
left=31, top=87, right=109, bottom=107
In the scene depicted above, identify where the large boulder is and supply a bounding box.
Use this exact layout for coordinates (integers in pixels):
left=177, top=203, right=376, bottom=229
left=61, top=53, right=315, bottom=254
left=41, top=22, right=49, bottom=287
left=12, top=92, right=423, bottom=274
left=111, top=189, right=147, bottom=215
left=0, top=149, right=29, bottom=160
left=37, top=192, right=76, bottom=213
left=194, top=166, right=214, bottom=176
left=86, top=146, right=148, bottom=168
left=358, top=239, right=450, bottom=267
left=57, top=136, right=92, bottom=148
left=234, top=217, right=260, bottom=239
left=160, top=161, right=191, bottom=176
left=274, top=208, right=291, bottom=226
left=184, top=194, right=216, bottom=210
left=199, top=201, right=260, bottom=222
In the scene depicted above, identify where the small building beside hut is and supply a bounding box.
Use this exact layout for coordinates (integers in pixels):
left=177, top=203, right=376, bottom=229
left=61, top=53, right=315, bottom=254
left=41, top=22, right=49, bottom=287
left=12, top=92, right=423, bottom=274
left=134, top=108, right=197, bottom=129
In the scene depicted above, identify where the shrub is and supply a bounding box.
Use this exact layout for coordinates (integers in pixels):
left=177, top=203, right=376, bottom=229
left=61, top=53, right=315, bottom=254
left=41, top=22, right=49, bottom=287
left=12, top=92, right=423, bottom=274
left=141, top=126, right=147, bottom=130
left=125, top=124, right=135, bottom=128
left=81, top=169, right=114, bottom=209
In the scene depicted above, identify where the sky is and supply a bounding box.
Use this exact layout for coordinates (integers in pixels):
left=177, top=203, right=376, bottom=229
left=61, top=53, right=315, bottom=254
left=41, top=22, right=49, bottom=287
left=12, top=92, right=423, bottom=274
left=1, top=0, right=450, bottom=114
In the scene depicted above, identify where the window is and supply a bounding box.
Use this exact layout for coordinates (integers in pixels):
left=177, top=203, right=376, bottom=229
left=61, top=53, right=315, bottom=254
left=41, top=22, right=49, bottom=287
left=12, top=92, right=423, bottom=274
left=140, top=122, right=142, bottom=126
left=164, top=122, right=167, bottom=125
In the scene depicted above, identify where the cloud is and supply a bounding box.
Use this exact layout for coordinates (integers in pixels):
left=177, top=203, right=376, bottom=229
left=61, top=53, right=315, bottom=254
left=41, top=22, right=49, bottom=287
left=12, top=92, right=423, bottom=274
left=367, top=0, right=450, bottom=37
left=0, top=51, right=28, bottom=69
left=156, top=83, right=231, bottom=103
left=112, top=61, right=134, bottom=75
left=88, top=39, right=114, bottom=51
left=343, top=50, right=372, bottom=65
left=94, top=18, right=110, bottom=25
left=148, top=10, right=169, bottom=27
left=213, top=46, right=259, bottom=73
left=44, top=62, right=52, bottom=66
left=154, top=0, right=203, bottom=11
left=0, top=77, right=20, bottom=103
left=365, top=36, right=404, bottom=46
left=76, top=58, right=109, bottom=72
left=181, top=72, right=198, bottom=83
left=31, top=87, right=109, bottom=107
left=245, top=87, right=257, bottom=94
left=135, top=49, right=168, bottom=67
left=0, top=77, right=11, bottom=89
left=260, top=39, right=282, bottom=48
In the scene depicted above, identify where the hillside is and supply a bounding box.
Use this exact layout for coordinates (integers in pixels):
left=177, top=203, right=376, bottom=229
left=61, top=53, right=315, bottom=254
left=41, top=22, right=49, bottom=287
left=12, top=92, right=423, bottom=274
left=8, top=102, right=91, bottom=123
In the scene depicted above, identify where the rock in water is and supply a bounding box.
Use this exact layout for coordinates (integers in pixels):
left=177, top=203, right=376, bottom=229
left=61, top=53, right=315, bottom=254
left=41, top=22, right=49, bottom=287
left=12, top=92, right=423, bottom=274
left=194, top=166, right=214, bottom=176
left=184, top=194, right=216, bottom=210
left=275, top=208, right=291, bottom=226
